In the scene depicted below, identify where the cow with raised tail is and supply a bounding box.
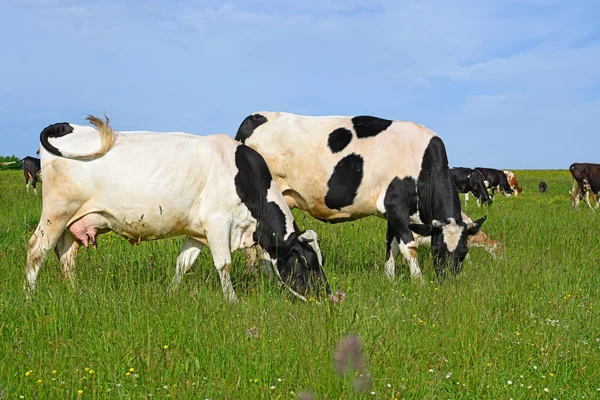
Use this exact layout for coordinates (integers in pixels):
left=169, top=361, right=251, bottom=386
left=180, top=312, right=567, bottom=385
left=236, top=112, right=486, bottom=281
left=25, top=115, right=329, bottom=302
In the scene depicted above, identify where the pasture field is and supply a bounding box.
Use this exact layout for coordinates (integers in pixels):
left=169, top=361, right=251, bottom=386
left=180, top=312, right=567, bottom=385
left=0, top=169, right=599, bottom=399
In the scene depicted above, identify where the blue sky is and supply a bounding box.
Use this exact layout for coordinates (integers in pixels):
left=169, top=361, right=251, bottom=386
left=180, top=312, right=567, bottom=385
left=1, top=0, right=598, bottom=169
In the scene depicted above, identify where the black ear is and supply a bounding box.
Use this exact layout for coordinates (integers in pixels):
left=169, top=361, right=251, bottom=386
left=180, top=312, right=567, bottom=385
left=465, top=215, right=487, bottom=236
left=409, top=223, right=442, bottom=237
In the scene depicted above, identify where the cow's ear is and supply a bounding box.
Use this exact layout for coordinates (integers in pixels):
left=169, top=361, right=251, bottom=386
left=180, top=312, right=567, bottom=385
left=466, top=215, right=486, bottom=236
left=298, top=230, right=317, bottom=244
left=409, top=223, right=442, bottom=237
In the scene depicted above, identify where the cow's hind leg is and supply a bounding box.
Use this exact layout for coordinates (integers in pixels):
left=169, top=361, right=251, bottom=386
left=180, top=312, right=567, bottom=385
left=26, top=217, right=70, bottom=291
left=583, top=181, right=595, bottom=211
left=206, top=220, right=237, bottom=303
left=54, top=231, right=80, bottom=283
left=32, top=176, right=38, bottom=196
left=169, top=237, right=205, bottom=290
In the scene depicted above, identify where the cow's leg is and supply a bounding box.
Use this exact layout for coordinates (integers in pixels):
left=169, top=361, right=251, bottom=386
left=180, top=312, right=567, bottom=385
left=169, top=237, right=205, bottom=290
left=32, top=176, right=38, bottom=196
left=26, top=178, right=30, bottom=193
left=571, top=184, right=580, bottom=208
left=582, top=181, right=594, bottom=211
left=464, top=192, right=469, bottom=205
left=584, top=190, right=595, bottom=211
left=25, top=217, right=70, bottom=291
left=54, top=231, right=80, bottom=283
left=384, top=229, right=400, bottom=279
left=206, top=222, right=237, bottom=303
left=384, top=215, right=422, bottom=282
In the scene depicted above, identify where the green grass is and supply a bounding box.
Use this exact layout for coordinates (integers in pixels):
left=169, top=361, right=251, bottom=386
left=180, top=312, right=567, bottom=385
left=0, top=169, right=599, bottom=399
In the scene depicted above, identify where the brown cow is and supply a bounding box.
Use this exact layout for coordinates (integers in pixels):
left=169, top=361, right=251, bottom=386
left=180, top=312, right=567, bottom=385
left=569, top=163, right=600, bottom=210
left=503, top=170, right=523, bottom=196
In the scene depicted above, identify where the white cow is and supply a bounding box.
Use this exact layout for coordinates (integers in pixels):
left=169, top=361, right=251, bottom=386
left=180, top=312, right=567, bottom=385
left=25, top=116, right=329, bottom=302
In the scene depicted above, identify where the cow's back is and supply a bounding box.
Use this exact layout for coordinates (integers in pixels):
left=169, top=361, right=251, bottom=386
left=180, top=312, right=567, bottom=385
left=237, top=112, right=436, bottom=220
left=41, top=131, right=241, bottom=232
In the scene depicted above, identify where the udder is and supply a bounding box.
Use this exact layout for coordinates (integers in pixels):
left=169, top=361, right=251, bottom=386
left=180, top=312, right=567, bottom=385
left=68, top=213, right=111, bottom=249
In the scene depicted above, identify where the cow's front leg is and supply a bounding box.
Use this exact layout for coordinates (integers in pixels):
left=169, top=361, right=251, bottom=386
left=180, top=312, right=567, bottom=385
left=169, top=237, right=204, bottom=291
left=206, top=221, right=237, bottom=303
left=464, top=192, right=469, bottom=206
left=384, top=213, right=423, bottom=283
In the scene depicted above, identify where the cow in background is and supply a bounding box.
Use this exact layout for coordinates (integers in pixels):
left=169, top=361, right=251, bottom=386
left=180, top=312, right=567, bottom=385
left=236, top=111, right=486, bottom=282
left=475, top=167, right=514, bottom=200
left=22, top=156, right=42, bottom=195
left=569, top=163, right=600, bottom=210
left=503, top=170, right=523, bottom=196
left=450, top=167, right=492, bottom=206
left=539, top=181, right=548, bottom=193
left=26, top=115, right=329, bottom=302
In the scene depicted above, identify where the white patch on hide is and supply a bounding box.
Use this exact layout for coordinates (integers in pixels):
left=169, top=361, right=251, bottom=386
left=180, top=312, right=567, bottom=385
left=441, top=218, right=464, bottom=252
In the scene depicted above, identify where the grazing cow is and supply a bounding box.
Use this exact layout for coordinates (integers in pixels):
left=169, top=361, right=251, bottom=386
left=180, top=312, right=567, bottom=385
left=25, top=116, right=329, bottom=302
left=450, top=167, right=492, bottom=206
left=236, top=112, right=486, bottom=281
left=22, top=156, right=42, bottom=195
left=569, top=163, right=600, bottom=210
left=475, top=167, right=514, bottom=199
left=539, top=181, right=548, bottom=193
left=503, top=170, right=523, bottom=196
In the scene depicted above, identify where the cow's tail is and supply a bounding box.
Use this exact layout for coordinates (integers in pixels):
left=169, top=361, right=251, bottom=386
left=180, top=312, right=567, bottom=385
left=40, top=115, right=117, bottom=160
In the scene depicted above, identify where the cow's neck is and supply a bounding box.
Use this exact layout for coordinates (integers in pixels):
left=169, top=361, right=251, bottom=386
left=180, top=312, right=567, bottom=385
left=253, top=215, right=298, bottom=259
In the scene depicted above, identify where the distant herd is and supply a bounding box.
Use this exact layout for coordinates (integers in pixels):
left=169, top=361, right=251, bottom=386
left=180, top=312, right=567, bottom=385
left=10, top=112, right=599, bottom=301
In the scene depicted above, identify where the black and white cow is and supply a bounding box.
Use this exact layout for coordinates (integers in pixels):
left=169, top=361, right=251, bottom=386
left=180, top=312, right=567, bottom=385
left=450, top=167, right=492, bottom=206
left=25, top=115, right=329, bottom=302
left=539, top=181, right=548, bottom=193
left=236, top=112, right=486, bottom=281
left=474, top=167, right=514, bottom=199
left=22, top=156, right=42, bottom=195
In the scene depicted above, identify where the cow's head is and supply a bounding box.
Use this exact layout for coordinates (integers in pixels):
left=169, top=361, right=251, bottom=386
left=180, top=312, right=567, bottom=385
left=409, top=216, right=486, bottom=279
left=469, top=173, right=492, bottom=205
left=277, top=230, right=330, bottom=299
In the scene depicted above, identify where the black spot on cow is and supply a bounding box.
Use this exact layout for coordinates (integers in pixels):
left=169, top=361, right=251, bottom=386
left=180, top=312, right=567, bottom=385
left=327, top=128, right=352, bottom=153
left=39, top=122, right=73, bottom=157
left=324, top=153, right=364, bottom=210
left=235, top=114, right=268, bottom=144
left=352, top=115, right=393, bottom=138
left=234, top=144, right=288, bottom=247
